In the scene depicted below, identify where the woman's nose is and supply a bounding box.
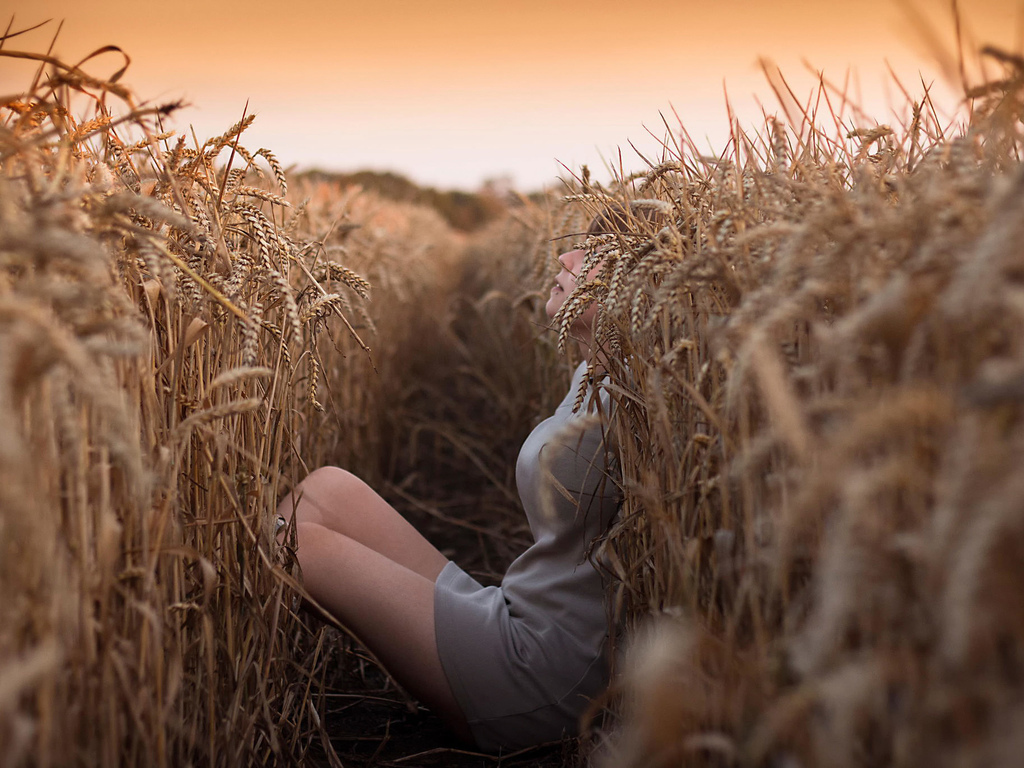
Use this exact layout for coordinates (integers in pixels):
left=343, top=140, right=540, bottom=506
left=557, top=248, right=582, bottom=272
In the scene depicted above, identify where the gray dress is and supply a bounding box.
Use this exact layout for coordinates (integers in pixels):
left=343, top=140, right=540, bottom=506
left=433, top=362, right=620, bottom=751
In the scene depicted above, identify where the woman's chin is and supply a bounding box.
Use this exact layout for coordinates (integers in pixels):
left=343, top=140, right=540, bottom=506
left=545, top=297, right=561, bottom=320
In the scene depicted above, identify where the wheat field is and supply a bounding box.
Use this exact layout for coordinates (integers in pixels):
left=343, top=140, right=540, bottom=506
left=2, top=24, right=1024, bottom=768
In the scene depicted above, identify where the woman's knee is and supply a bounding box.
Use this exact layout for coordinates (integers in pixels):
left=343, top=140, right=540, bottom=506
left=280, top=465, right=366, bottom=523
left=300, top=465, right=363, bottom=496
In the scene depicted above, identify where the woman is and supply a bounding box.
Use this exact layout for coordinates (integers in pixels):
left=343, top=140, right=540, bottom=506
left=278, top=220, right=621, bottom=752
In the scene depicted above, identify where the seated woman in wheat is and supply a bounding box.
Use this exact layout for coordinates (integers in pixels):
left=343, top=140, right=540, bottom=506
left=278, top=211, right=625, bottom=752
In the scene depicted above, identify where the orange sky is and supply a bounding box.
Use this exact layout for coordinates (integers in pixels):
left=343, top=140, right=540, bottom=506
left=2, top=0, right=1020, bottom=189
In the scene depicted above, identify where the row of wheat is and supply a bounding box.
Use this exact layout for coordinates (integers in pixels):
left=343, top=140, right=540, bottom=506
left=534, top=49, right=1024, bottom=768
left=0, top=35, right=490, bottom=765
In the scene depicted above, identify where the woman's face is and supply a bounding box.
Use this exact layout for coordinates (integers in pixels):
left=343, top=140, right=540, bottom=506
left=545, top=248, right=600, bottom=331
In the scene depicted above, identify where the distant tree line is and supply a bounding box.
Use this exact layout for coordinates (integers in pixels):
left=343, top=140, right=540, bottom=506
left=298, top=169, right=509, bottom=232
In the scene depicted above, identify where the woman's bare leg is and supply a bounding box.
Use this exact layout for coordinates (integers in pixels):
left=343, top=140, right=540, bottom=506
left=278, top=466, right=448, bottom=580
left=277, top=469, right=472, bottom=740
left=295, top=520, right=472, bottom=741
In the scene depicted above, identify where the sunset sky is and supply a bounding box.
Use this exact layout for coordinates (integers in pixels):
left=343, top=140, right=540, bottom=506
left=2, top=0, right=1020, bottom=190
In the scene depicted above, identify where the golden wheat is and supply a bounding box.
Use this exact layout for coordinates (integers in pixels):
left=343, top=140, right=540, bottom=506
left=560, top=47, right=1024, bottom=768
